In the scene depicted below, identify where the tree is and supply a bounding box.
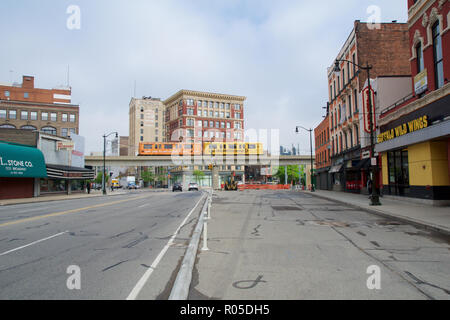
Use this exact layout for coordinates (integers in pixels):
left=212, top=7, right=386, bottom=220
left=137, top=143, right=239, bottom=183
left=193, top=170, right=205, bottom=184
left=94, top=172, right=109, bottom=184
left=275, top=166, right=300, bottom=185
left=141, top=169, right=155, bottom=186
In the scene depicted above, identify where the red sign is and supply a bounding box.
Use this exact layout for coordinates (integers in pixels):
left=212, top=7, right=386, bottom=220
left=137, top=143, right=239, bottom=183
left=362, top=87, right=376, bottom=133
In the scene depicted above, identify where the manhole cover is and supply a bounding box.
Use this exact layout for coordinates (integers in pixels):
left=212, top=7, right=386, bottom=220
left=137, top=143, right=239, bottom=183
left=271, top=206, right=302, bottom=211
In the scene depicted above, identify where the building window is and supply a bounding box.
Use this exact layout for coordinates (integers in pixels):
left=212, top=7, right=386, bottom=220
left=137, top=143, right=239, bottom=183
left=62, top=113, right=68, bottom=122
left=21, top=111, right=28, bottom=120
left=214, top=111, right=219, bottom=117
left=197, top=120, right=202, bottom=127
left=203, top=101, right=207, bottom=107
left=220, top=112, right=224, bottom=118
left=9, top=110, right=16, bottom=119
left=140, top=129, right=144, bottom=134
left=352, top=53, right=356, bottom=75
left=42, top=112, right=48, bottom=121
left=198, top=100, right=202, bottom=107
left=209, top=111, right=213, bottom=117
left=187, top=108, right=194, bottom=116
left=30, top=112, right=37, bottom=120
left=4, top=91, right=10, bottom=97
left=221, top=122, right=225, bottom=129
left=69, top=128, right=76, bottom=135
left=0, top=124, right=15, bottom=129
left=432, top=22, right=444, bottom=89
left=416, top=42, right=424, bottom=73
left=235, top=112, right=241, bottom=119
left=354, top=89, right=358, bottom=112
left=41, top=126, right=57, bottom=135
left=387, top=150, right=410, bottom=196
left=69, top=114, right=75, bottom=123
left=21, top=125, right=37, bottom=131
left=226, top=103, right=230, bottom=109
left=215, top=121, right=219, bottom=129
left=204, top=120, right=208, bottom=127
left=0, top=110, right=6, bottom=119
left=226, top=112, right=230, bottom=118
left=61, top=128, right=68, bottom=137
left=220, top=103, right=224, bottom=109
left=51, top=113, right=57, bottom=121
left=227, top=122, right=231, bottom=129
left=209, top=121, right=213, bottom=127
left=203, top=110, right=207, bottom=117
left=24, top=92, right=29, bottom=99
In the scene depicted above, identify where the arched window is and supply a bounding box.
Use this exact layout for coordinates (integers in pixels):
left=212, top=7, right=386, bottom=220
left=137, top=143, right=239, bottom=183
left=41, top=126, right=57, bottom=135
left=0, top=124, right=16, bottom=129
left=21, top=125, right=37, bottom=131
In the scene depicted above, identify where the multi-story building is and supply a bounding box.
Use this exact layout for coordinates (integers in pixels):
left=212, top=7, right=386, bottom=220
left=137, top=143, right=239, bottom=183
left=128, top=97, right=165, bottom=156
left=376, top=0, right=450, bottom=204
left=327, top=21, right=411, bottom=193
left=314, top=104, right=331, bottom=190
left=163, top=90, right=245, bottom=143
left=119, top=136, right=129, bottom=156
left=0, top=75, right=79, bottom=137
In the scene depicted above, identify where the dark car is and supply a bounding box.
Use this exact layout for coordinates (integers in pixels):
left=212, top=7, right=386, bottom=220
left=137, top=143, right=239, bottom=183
left=188, top=183, right=199, bottom=191
left=172, top=182, right=182, bottom=192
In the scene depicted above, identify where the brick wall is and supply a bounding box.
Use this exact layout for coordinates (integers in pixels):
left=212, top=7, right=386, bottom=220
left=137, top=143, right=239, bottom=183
left=314, top=115, right=331, bottom=169
left=356, top=22, right=412, bottom=90
left=0, top=128, right=38, bottom=146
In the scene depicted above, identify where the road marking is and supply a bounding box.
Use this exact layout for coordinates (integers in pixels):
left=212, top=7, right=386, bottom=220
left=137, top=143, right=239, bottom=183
left=126, top=194, right=206, bottom=300
left=0, top=231, right=68, bottom=256
left=0, top=195, right=150, bottom=228
left=138, top=204, right=149, bottom=208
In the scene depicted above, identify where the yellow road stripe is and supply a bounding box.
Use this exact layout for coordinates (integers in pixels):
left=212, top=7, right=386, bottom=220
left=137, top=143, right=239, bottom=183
left=0, top=195, right=150, bottom=228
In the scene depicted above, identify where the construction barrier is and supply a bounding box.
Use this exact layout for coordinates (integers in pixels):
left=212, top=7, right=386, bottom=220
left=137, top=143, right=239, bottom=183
left=237, top=184, right=292, bottom=191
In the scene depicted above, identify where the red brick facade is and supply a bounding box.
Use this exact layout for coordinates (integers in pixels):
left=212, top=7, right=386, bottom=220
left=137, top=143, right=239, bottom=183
left=314, top=114, right=331, bottom=170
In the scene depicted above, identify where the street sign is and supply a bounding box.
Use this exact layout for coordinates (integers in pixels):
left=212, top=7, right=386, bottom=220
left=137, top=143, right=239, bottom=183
left=362, top=151, right=371, bottom=159
left=362, top=86, right=376, bottom=134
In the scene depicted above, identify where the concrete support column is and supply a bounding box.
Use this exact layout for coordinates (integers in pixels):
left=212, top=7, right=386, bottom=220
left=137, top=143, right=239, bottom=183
left=67, top=180, right=72, bottom=195
left=212, top=166, right=220, bottom=190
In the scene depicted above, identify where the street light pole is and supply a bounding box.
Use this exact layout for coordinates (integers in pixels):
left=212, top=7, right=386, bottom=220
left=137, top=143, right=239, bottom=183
left=103, top=132, right=118, bottom=195
left=296, top=126, right=315, bottom=192
left=333, top=59, right=381, bottom=206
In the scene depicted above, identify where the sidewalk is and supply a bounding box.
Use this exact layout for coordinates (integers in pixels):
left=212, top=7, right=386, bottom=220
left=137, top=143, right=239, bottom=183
left=0, top=188, right=169, bottom=206
left=305, top=190, right=450, bottom=236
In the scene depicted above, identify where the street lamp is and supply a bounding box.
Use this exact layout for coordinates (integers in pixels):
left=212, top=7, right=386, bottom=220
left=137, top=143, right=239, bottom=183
left=103, top=132, right=118, bottom=195
left=296, top=126, right=315, bottom=192
left=333, top=59, right=381, bottom=206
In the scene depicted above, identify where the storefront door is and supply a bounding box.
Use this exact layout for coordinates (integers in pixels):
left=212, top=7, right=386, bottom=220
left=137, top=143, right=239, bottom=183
left=387, top=149, right=410, bottom=196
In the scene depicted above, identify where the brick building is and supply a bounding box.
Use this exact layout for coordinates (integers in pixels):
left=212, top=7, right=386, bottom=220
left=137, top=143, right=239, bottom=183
left=314, top=104, right=331, bottom=190
left=327, top=21, right=411, bottom=193
left=163, top=90, right=245, bottom=144
left=0, top=75, right=79, bottom=137
left=375, top=0, right=450, bottom=204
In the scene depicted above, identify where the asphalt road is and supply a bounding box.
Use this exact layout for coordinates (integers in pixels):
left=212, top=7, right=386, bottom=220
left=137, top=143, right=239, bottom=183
left=0, top=190, right=204, bottom=300
left=191, top=190, right=450, bottom=300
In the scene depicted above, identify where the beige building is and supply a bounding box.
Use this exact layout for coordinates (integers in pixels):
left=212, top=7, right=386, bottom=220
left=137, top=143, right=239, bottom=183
left=128, top=97, right=165, bottom=156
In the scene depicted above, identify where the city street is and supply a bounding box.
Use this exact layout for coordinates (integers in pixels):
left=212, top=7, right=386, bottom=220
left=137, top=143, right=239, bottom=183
left=0, top=190, right=205, bottom=300
left=191, top=190, right=450, bottom=300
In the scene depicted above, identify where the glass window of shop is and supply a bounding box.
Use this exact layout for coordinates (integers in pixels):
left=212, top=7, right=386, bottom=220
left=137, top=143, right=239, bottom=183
left=387, top=149, right=410, bottom=196
left=40, top=179, right=67, bottom=193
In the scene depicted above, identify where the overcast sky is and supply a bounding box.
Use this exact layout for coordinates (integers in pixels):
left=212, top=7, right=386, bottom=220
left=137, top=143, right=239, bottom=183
left=0, top=0, right=408, bottom=154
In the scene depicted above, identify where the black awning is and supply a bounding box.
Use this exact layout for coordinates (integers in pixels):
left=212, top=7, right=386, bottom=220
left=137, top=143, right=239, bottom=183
left=46, top=164, right=95, bottom=180
left=347, top=158, right=370, bottom=171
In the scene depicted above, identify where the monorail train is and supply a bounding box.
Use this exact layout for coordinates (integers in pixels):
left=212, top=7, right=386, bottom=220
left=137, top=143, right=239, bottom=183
left=138, top=142, right=264, bottom=156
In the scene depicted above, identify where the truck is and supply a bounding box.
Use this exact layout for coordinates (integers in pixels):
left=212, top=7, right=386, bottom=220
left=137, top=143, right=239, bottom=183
left=111, top=179, right=120, bottom=190
left=126, top=176, right=136, bottom=189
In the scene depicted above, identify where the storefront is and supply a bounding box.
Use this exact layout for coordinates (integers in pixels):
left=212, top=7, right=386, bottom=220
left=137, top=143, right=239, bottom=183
left=40, top=164, right=95, bottom=195
left=376, top=94, right=450, bottom=203
left=0, top=142, right=48, bottom=200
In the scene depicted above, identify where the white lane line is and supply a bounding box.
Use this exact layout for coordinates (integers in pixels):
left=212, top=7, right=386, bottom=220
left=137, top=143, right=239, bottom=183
left=138, top=204, right=149, bottom=208
left=0, top=231, right=68, bottom=256
left=126, top=194, right=206, bottom=300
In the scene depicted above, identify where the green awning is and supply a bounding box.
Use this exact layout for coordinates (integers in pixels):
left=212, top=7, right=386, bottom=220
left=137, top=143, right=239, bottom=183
left=0, top=143, right=48, bottom=178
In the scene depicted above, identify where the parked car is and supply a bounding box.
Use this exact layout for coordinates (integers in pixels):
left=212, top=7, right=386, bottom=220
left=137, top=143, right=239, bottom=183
left=188, top=183, right=199, bottom=191
left=172, top=182, right=183, bottom=192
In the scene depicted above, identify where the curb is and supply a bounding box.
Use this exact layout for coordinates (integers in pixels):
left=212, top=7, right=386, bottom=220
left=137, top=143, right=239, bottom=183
left=169, top=194, right=210, bottom=300
left=304, top=191, right=450, bottom=237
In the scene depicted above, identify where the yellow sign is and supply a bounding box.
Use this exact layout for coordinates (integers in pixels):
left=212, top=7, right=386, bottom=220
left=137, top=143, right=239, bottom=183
left=378, top=115, right=428, bottom=143
left=414, top=69, right=428, bottom=95
left=56, top=141, right=75, bottom=151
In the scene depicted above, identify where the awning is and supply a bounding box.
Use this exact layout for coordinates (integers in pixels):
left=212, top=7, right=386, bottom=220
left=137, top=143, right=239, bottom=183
left=0, top=142, right=48, bottom=178
left=46, top=164, right=95, bottom=180
left=347, top=158, right=370, bottom=171
left=329, top=164, right=343, bottom=173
